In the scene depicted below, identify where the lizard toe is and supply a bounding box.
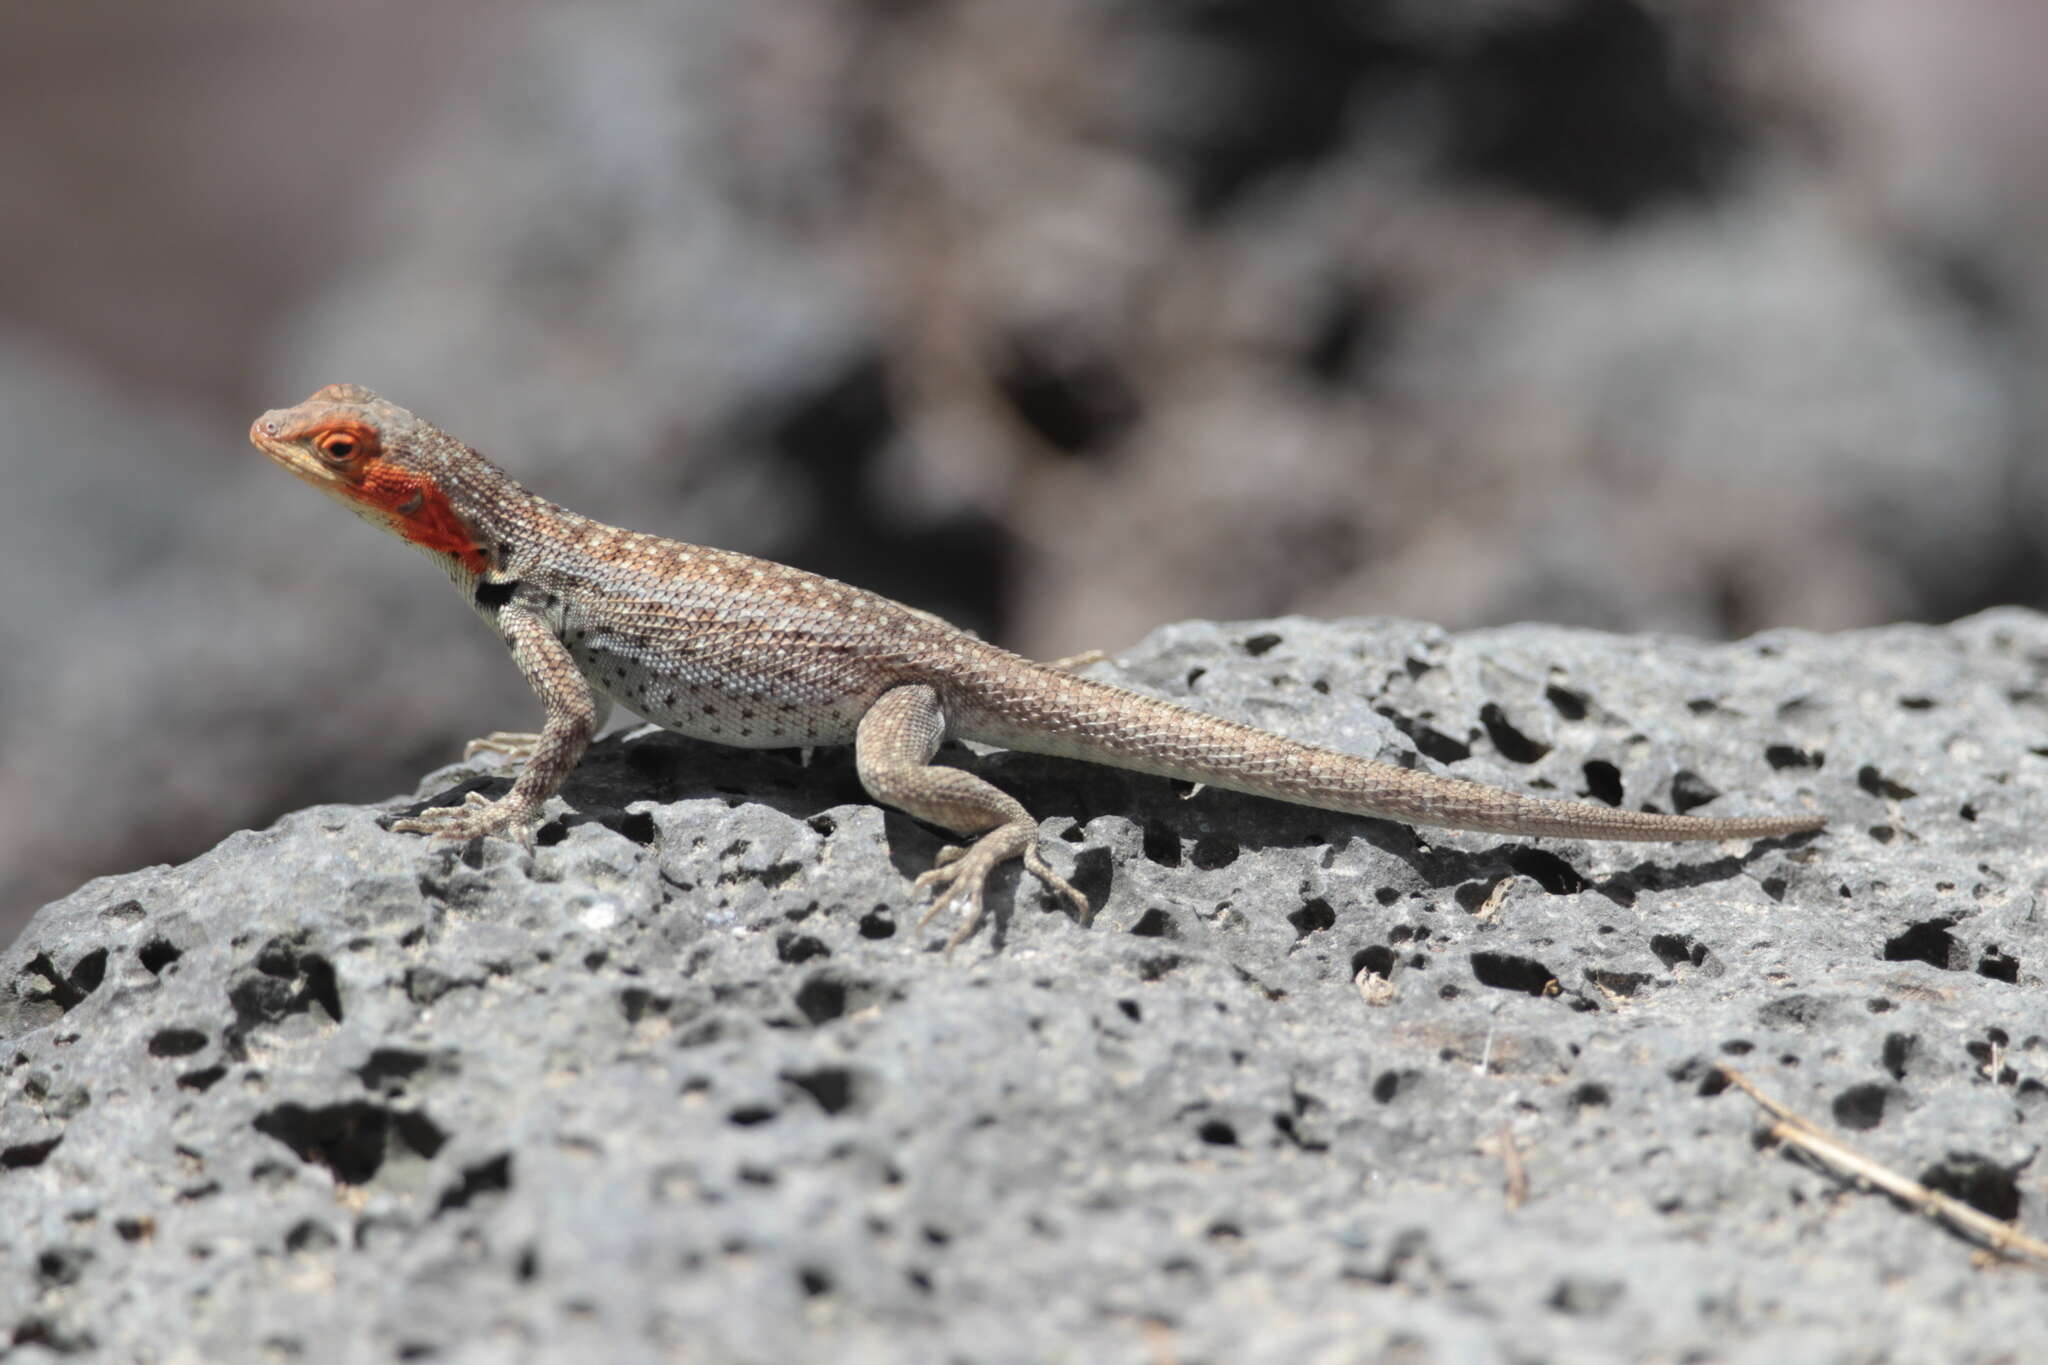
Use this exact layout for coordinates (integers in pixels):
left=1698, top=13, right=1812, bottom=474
left=1023, top=847, right=1091, bottom=926
left=390, top=791, right=543, bottom=845
left=463, top=730, right=543, bottom=762
left=913, top=856, right=996, bottom=950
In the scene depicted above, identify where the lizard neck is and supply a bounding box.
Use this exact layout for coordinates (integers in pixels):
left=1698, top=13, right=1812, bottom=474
left=377, top=435, right=548, bottom=590
left=393, top=430, right=680, bottom=590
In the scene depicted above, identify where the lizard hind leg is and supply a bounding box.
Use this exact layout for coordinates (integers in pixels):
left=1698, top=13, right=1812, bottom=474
left=855, top=684, right=1089, bottom=950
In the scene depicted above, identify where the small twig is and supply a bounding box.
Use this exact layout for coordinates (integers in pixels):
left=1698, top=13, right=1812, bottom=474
left=1477, top=1003, right=1500, bottom=1076
left=1497, top=1123, right=1529, bottom=1210
left=1718, top=1064, right=2048, bottom=1267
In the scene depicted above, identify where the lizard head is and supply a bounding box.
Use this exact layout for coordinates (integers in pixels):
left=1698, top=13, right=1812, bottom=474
left=251, top=384, right=490, bottom=575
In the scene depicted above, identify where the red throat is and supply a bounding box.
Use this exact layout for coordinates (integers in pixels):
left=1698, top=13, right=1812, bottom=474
left=357, top=462, right=490, bottom=575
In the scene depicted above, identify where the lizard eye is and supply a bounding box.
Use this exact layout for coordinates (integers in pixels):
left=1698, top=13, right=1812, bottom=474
left=316, top=431, right=359, bottom=463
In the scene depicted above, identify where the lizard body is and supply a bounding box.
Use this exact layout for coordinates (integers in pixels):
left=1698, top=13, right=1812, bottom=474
left=253, top=385, right=1824, bottom=944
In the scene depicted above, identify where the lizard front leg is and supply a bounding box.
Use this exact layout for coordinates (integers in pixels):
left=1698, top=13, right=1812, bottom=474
left=391, top=605, right=601, bottom=844
left=855, top=684, right=1089, bottom=949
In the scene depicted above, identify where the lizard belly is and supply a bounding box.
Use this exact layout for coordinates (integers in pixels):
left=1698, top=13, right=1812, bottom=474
left=565, top=640, right=865, bottom=748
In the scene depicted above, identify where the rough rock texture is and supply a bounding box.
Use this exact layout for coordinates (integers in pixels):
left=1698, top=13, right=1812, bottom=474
left=13, top=0, right=2048, bottom=930
left=3, top=613, right=2044, bottom=1364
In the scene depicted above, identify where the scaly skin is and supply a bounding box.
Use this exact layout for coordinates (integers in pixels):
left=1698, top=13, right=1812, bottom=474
left=252, top=385, right=1826, bottom=946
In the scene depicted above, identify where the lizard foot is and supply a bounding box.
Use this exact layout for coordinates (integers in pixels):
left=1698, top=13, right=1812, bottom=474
left=913, top=836, right=1091, bottom=951
left=913, top=850, right=1002, bottom=952
left=464, top=730, right=542, bottom=762
left=389, top=790, right=544, bottom=845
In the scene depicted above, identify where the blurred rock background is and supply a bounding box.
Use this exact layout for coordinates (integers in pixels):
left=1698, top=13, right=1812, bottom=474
left=5, top=0, right=2047, bottom=942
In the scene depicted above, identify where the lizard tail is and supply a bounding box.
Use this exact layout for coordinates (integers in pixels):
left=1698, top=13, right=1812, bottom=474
left=950, top=660, right=1825, bottom=843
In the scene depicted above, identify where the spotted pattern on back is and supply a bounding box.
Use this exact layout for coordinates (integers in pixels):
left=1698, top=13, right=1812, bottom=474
left=249, top=384, right=1826, bottom=882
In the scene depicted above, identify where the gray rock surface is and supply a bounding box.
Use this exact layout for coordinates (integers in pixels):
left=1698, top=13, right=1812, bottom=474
left=16, top=0, right=2048, bottom=932
left=3, top=613, right=2043, bottom=1364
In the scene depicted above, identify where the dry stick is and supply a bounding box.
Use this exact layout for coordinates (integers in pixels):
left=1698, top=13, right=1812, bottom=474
left=1717, top=1064, right=2048, bottom=1266
left=1497, top=1123, right=1529, bottom=1210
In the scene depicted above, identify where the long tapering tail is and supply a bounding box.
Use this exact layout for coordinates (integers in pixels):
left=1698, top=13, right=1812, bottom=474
left=950, top=658, right=1824, bottom=842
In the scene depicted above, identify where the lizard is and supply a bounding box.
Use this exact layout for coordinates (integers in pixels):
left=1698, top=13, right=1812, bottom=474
left=252, top=384, right=1826, bottom=946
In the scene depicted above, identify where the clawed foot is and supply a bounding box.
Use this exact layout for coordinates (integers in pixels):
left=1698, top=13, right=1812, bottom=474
left=389, top=790, right=544, bottom=845
left=463, top=730, right=542, bottom=762
left=914, top=839, right=1091, bottom=952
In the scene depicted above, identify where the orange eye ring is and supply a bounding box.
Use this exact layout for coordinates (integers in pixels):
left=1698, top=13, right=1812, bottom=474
left=316, top=431, right=359, bottom=463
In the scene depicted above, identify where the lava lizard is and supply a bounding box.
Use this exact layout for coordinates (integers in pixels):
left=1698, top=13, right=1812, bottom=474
left=253, top=385, right=1825, bottom=945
